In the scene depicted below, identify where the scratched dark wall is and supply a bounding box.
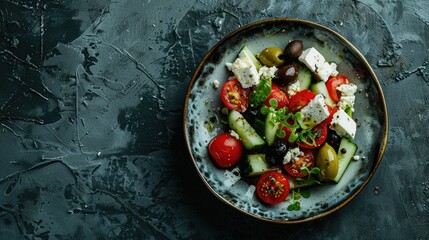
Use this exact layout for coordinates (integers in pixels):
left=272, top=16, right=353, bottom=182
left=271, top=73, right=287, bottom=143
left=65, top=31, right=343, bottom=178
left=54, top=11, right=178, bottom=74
left=0, top=0, right=428, bottom=239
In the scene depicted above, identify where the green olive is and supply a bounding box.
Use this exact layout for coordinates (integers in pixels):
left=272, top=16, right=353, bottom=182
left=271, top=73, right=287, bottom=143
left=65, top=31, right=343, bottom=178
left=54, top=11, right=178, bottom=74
left=258, top=47, right=285, bottom=67
left=316, top=143, right=339, bottom=181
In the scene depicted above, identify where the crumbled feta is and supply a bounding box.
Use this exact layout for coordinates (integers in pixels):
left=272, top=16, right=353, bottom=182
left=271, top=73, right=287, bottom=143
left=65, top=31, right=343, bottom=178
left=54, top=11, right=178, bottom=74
left=315, top=62, right=339, bottom=82
left=337, top=83, right=357, bottom=112
left=244, top=185, right=256, bottom=198
left=258, top=66, right=278, bottom=79
left=223, top=167, right=241, bottom=188
left=287, top=80, right=301, bottom=97
left=337, top=83, right=357, bottom=96
left=213, top=79, right=220, bottom=89
left=337, top=96, right=355, bottom=112
left=283, top=147, right=304, bottom=165
left=225, top=58, right=260, bottom=88
left=353, top=155, right=360, bottom=161
left=298, top=94, right=330, bottom=129
left=229, top=130, right=240, bottom=140
left=298, top=47, right=325, bottom=72
left=330, top=109, right=357, bottom=139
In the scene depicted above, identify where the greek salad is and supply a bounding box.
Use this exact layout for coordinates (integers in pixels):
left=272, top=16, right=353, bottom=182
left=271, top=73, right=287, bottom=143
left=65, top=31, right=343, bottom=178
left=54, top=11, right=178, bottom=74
left=208, top=40, right=359, bottom=206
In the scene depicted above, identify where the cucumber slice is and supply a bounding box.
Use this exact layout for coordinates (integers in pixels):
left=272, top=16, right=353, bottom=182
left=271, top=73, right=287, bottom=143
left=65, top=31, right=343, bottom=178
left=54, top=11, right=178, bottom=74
left=228, top=110, right=265, bottom=150
left=265, top=112, right=279, bottom=146
left=296, top=65, right=312, bottom=90
left=244, top=154, right=280, bottom=176
left=333, top=137, right=358, bottom=183
left=310, top=81, right=336, bottom=106
left=240, top=46, right=262, bottom=70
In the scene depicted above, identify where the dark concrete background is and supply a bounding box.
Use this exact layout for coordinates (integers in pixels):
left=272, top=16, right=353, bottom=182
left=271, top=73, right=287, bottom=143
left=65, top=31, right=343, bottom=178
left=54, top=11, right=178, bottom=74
left=0, top=0, right=428, bottom=239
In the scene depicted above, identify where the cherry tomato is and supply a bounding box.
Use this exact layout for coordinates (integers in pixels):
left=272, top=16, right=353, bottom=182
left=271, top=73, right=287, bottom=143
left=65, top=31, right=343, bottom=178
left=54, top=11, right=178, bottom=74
left=288, top=89, right=316, bottom=112
left=263, top=83, right=289, bottom=109
left=284, top=149, right=315, bottom=178
left=297, top=123, right=328, bottom=149
left=208, top=133, right=243, bottom=168
left=326, top=75, right=350, bottom=103
left=220, top=78, right=250, bottom=112
left=256, top=171, right=290, bottom=205
left=321, top=105, right=338, bottom=125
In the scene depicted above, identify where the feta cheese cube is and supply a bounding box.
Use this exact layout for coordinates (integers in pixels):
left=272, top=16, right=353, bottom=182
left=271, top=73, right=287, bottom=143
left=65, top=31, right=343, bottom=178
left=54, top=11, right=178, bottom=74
left=298, top=94, right=330, bottom=129
left=299, top=47, right=339, bottom=82
left=298, top=47, right=326, bottom=72
left=330, top=109, right=357, bottom=138
left=225, top=58, right=260, bottom=88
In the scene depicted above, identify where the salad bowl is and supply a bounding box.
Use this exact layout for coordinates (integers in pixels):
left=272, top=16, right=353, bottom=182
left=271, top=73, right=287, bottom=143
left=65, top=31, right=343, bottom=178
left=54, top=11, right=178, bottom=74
left=183, top=18, right=388, bottom=223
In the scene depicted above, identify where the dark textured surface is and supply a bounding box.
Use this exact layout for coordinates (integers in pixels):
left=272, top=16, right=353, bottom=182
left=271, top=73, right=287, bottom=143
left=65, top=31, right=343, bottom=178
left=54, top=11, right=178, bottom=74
left=0, top=0, right=427, bottom=239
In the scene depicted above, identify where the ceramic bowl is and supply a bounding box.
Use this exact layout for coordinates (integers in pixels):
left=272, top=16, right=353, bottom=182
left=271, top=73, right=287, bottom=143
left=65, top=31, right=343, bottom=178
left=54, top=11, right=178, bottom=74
left=183, top=18, right=388, bottom=223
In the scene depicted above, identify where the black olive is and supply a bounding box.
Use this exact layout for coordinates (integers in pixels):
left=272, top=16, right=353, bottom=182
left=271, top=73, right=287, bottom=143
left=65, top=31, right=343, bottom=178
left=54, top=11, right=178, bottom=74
left=241, top=108, right=258, bottom=125
left=267, top=141, right=288, bottom=165
left=284, top=40, right=303, bottom=60
left=326, top=131, right=341, bottom=151
left=275, top=64, right=298, bottom=86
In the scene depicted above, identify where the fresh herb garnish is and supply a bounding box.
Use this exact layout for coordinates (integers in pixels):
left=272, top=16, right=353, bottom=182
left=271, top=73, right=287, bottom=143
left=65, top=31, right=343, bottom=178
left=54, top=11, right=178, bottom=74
left=250, top=77, right=272, bottom=108
left=296, top=166, right=321, bottom=185
left=287, top=188, right=312, bottom=211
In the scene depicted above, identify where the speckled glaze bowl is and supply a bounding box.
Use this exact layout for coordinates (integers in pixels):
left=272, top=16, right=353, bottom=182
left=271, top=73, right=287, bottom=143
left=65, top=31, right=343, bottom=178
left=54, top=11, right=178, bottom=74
left=183, top=18, right=388, bottom=223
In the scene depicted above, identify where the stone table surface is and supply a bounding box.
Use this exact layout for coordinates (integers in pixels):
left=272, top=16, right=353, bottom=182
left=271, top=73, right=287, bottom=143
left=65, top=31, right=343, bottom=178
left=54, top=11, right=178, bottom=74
left=0, top=0, right=428, bottom=239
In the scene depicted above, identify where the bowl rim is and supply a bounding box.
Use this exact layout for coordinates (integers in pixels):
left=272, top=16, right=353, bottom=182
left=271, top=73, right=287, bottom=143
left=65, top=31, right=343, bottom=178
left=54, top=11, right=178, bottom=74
left=183, top=18, right=389, bottom=224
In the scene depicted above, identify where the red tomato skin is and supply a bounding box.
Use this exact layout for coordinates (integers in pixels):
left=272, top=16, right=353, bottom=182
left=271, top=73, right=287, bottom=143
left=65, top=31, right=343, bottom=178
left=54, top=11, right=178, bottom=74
left=296, top=123, right=328, bottom=149
left=284, top=149, right=315, bottom=178
left=256, top=171, right=290, bottom=205
left=220, top=78, right=250, bottom=112
left=208, top=133, right=243, bottom=168
left=326, top=75, right=350, bottom=103
left=288, top=90, right=316, bottom=112
left=263, top=84, right=289, bottom=109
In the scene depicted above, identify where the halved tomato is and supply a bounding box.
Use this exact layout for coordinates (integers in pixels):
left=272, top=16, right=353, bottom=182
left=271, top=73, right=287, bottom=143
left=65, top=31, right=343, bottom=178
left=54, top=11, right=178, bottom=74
left=288, top=89, right=315, bottom=112
left=284, top=149, right=315, bottom=178
left=256, top=171, right=290, bottom=205
left=326, top=75, right=349, bottom=103
left=220, top=78, right=250, bottom=112
left=263, top=83, right=289, bottom=109
left=296, top=123, right=328, bottom=149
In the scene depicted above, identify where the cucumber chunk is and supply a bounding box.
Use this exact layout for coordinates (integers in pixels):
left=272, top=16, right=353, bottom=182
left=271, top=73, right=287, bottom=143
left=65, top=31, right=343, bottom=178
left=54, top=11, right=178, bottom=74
left=240, top=46, right=263, bottom=70
left=333, top=137, right=358, bottom=183
left=244, top=154, right=280, bottom=176
left=228, top=110, right=265, bottom=150
left=310, top=81, right=336, bottom=106
left=296, top=64, right=312, bottom=90
left=265, top=112, right=279, bottom=146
